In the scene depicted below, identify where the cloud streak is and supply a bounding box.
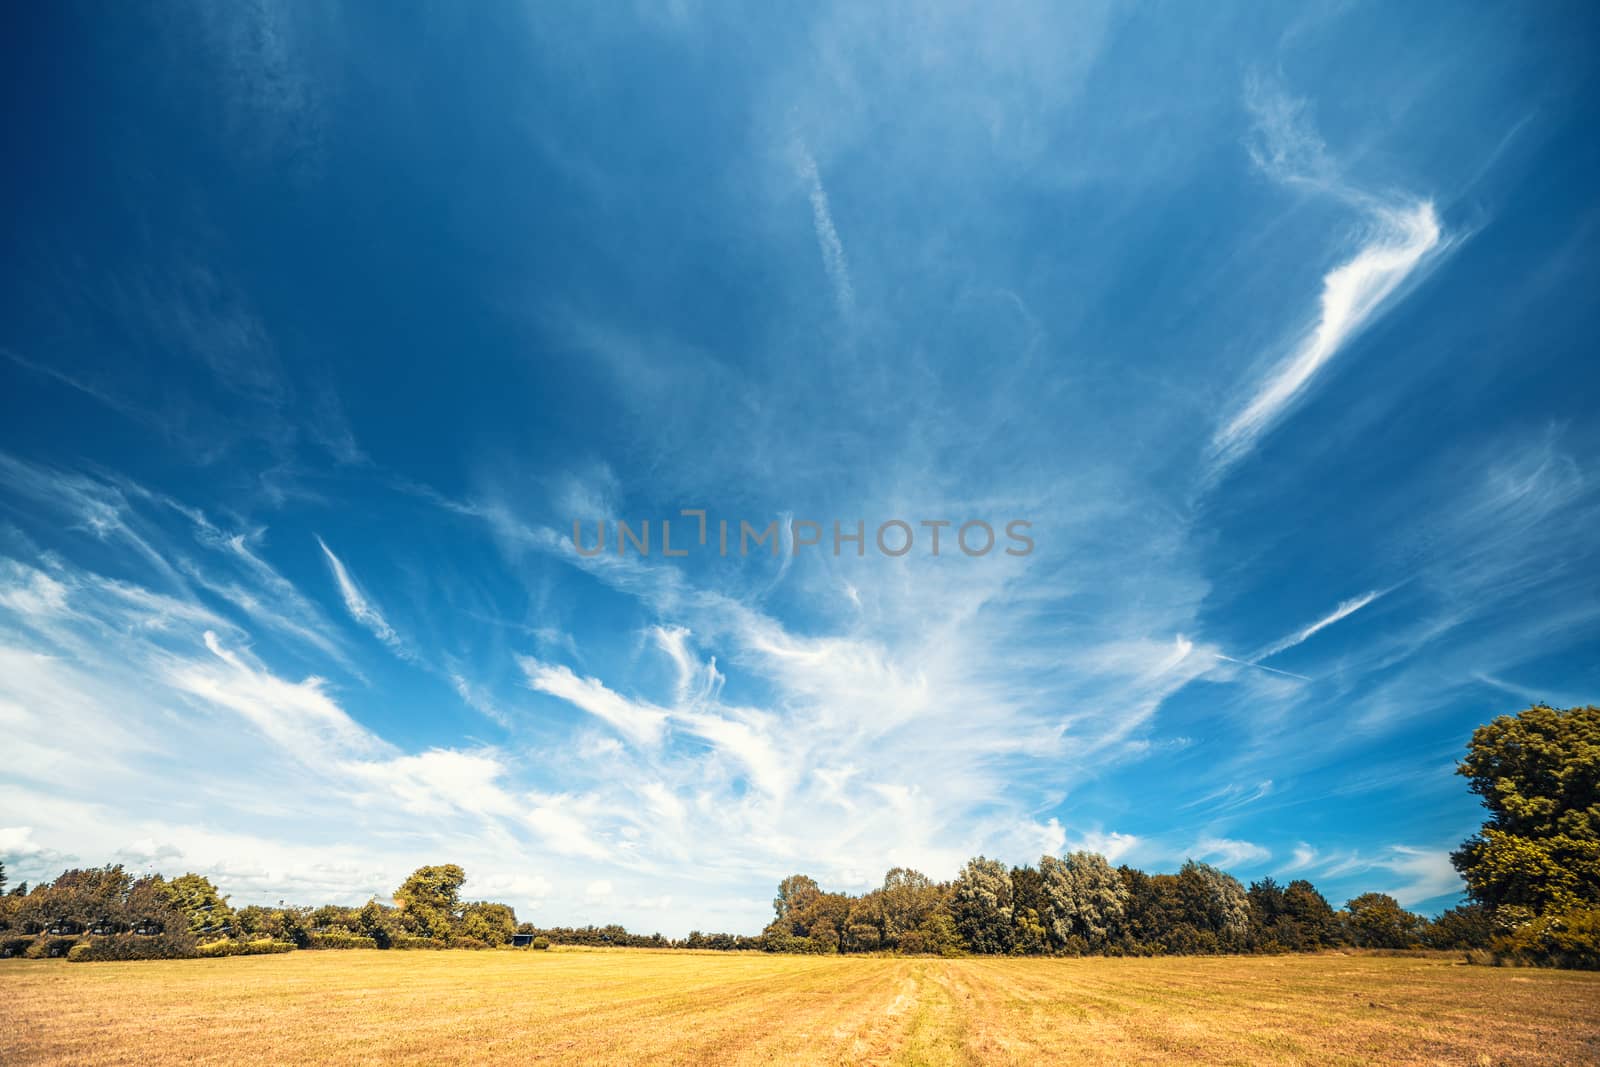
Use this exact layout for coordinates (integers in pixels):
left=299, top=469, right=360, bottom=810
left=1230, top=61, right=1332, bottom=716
left=316, top=535, right=406, bottom=656
left=1207, top=77, right=1452, bottom=484
left=1210, top=202, right=1443, bottom=478
left=796, top=143, right=855, bottom=318
left=1257, top=588, right=1387, bottom=661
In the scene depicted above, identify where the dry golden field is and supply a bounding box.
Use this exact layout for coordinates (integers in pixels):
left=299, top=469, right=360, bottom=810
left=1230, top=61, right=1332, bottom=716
left=2, top=948, right=1598, bottom=1065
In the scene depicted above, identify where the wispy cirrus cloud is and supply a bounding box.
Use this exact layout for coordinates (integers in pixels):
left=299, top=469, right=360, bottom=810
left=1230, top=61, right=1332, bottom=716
left=316, top=535, right=406, bottom=656
left=1192, top=835, right=1271, bottom=869
left=1256, top=588, right=1388, bottom=661
left=795, top=142, right=855, bottom=318
left=1207, top=77, right=1452, bottom=484
left=1209, top=202, right=1443, bottom=479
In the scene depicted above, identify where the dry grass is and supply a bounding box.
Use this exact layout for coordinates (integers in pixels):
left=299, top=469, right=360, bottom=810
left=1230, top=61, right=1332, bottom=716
left=2, top=948, right=1597, bottom=1065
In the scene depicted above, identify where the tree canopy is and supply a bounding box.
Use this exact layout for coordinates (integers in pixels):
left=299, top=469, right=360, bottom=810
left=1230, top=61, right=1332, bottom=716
left=1452, top=704, right=1600, bottom=916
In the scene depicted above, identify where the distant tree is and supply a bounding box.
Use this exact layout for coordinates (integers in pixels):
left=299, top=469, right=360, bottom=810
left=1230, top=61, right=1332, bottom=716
left=1343, top=893, right=1425, bottom=948
left=951, top=856, right=1013, bottom=953
left=880, top=868, right=941, bottom=947
left=1250, top=877, right=1340, bottom=951
left=843, top=891, right=884, bottom=952
left=8, top=865, right=193, bottom=955
left=1282, top=879, right=1340, bottom=949
left=1248, top=877, right=1287, bottom=947
left=355, top=899, right=395, bottom=948
left=1177, top=861, right=1252, bottom=950
left=804, top=893, right=853, bottom=953
left=1008, top=866, right=1043, bottom=917
left=1041, top=852, right=1128, bottom=951
left=38, top=866, right=135, bottom=930
left=1117, top=867, right=1169, bottom=952
left=163, top=874, right=235, bottom=937
left=1009, top=865, right=1049, bottom=954
left=461, top=901, right=518, bottom=945
left=1425, top=903, right=1495, bottom=949
left=896, top=908, right=963, bottom=956
left=773, top=874, right=822, bottom=922
left=1452, top=705, right=1600, bottom=918
left=394, top=864, right=467, bottom=939
left=309, top=904, right=356, bottom=932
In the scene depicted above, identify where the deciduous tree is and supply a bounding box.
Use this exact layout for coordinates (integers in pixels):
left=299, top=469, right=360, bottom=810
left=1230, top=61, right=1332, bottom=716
left=951, top=856, right=1013, bottom=954
left=1452, top=705, right=1600, bottom=917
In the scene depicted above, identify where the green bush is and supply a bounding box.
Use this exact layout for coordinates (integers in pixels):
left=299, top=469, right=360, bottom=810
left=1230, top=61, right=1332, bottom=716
left=452, top=937, right=491, bottom=950
left=389, top=935, right=447, bottom=950
left=305, top=933, right=378, bottom=950
left=195, top=938, right=295, bottom=958
left=531, top=936, right=551, bottom=950
left=1490, top=907, right=1600, bottom=970
left=761, top=933, right=827, bottom=954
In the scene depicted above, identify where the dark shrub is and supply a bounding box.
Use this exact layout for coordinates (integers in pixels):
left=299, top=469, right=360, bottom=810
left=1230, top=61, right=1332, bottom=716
left=69, top=931, right=197, bottom=961
left=43, top=937, right=79, bottom=958
left=1, top=936, right=33, bottom=958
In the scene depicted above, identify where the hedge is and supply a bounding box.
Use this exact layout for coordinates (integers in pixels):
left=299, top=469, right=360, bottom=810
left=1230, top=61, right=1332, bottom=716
left=389, top=935, right=448, bottom=950
left=195, top=939, right=296, bottom=958
left=305, top=933, right=378, bottom=950
left=16, top=937, right=82, bottom=958
left=68, top=933, right=198, bottom=961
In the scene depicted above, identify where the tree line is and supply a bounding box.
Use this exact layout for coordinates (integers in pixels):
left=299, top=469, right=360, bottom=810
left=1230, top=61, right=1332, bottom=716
left=753, top=858, right=1489, bottom=957
left=1, top=704, right=1593, bottom=967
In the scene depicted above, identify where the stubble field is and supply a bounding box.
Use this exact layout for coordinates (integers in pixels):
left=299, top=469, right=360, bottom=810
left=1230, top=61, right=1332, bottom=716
left=2, top=948, right=1597, bottom=1065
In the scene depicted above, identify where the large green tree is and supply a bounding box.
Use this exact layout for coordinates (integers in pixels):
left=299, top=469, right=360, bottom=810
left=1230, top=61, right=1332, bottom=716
left=879, top=868, right=941, bottom=946
left=162, top=873, right=235, bottom=937
left=1041, top=851, right=1128, bottom=950
left=951, top=856, right=1013, bottom=954
left=772, top=874, right=822, bottom=922
left=394, top=864, right=467, bottom=939
left=1451, top=704, right=1600, bottom=916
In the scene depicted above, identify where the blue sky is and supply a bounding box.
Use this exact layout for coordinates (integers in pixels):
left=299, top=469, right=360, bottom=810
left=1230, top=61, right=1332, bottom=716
left=2, top=2, right=1597, bottom=935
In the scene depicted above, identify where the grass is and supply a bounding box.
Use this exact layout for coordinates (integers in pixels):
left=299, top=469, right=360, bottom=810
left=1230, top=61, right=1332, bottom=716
left=2, top=948, right=1598, bottom=1065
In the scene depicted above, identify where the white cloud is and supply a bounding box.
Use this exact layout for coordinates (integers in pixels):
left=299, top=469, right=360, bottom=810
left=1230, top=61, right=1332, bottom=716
left=1071, top=830, right=1140, bottom=864
left=169, top=630, right=382, bottom=758
left=520, top=659, right=669, bottom=747
left=1257, top=589, right=1387, bottom=660
left=316, top=536, right=407, bottom=655
left=1208, top=76, right=1452, bottom=484
left=1193, top=835, right=1271, bottom=868
left=1379, top=846, right=1462, bottom=908
left=1210, top=201, right=1442, bottom=478
left=340, top=749, right=519, bottom=819
left=795, top=142, right=855, bottom=317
